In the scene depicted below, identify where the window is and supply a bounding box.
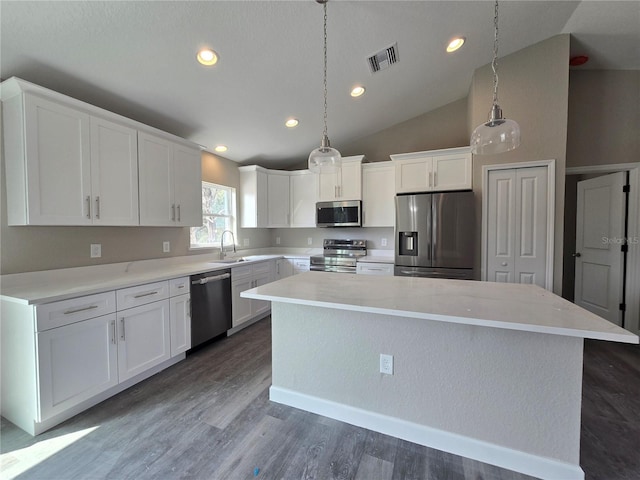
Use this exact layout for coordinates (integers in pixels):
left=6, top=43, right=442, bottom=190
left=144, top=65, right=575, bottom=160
left=190, top=182, right=237, bottom=248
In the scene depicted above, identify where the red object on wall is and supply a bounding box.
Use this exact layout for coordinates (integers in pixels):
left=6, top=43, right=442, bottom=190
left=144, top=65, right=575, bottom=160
left=570, top=55, right=589, bottom=66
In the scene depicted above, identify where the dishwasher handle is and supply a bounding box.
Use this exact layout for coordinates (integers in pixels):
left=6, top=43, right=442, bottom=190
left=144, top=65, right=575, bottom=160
left=191, top=272, right=231, bottom=285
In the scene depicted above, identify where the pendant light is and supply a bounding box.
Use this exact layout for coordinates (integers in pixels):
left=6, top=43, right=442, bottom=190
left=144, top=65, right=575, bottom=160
left=470, top=0, right=521, bottom=155
left=308, top=0, right=341, bottom=173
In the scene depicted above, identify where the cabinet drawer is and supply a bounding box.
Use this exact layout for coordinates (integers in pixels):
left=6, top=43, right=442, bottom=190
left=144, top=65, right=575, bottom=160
left=36, top=291, right=116, bottom=332
left=116, top=281, right=169, bottom=311
left=356, top=262, right=394, bottom=276
left=232, top=265, right=253, bottom=280
left=169, top=277, right=190, bottom=297
left=252, top=261, right=271, bottom=275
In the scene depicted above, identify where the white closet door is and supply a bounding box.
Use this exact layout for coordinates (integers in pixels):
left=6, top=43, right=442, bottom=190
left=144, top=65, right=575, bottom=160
left=486, top=166, right=549, bottom=288
left=514, top=167, right=548, bottom=286
left=487, top=169, right=516, bottom=283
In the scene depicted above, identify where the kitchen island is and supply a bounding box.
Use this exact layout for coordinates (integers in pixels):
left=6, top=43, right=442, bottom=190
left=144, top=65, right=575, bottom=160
left=242, top=272, right=638, bottom=480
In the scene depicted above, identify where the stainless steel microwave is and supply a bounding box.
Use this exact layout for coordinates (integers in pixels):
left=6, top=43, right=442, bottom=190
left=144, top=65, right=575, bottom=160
left=316, top=200, right=362, bottom=227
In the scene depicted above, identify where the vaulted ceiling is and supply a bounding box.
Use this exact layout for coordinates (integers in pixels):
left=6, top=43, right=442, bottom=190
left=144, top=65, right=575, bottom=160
left=1, top=1, right=638, bottom=168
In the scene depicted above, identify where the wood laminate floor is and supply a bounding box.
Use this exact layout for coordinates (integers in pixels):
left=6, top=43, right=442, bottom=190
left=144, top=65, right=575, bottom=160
left=1, top=317, right=639, bottom=480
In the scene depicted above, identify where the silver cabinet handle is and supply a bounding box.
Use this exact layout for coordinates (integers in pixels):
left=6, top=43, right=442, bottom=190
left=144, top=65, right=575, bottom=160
left=64, top=305, right=99, bottom=315
left=171, top=204, right=176, bottom=221
left=176, top=284, right=185, bottom=289
left=120, top=318, right=126, bottom=340
left=187, top=299, right=191, bottom=318
left=86, top=195, right=91, bottom=219
left=133, top=291, right=159, bottom=299
left=433, top=171, right=437, bottom=186
left=177, top=204, right=181, bottom=222
left=95, top=196, right=100, bottom=219
left=501, top=262, right=508, bottom=266
left=191, top=273, right=230, bottom=285
left=111, top=320, right=116, bottom=344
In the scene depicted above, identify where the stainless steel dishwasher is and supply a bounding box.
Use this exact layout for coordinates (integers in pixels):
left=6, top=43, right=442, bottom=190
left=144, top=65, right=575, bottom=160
left=189, top=269, right=232, bottom=350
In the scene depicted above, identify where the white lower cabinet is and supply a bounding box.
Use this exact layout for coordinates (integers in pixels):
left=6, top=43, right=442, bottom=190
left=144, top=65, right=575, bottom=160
left=2, top=277, right=189, bottom=436
left=275, top=258, right=294, bottom=280
left=288, top=257, right=310, bottom=274
left=117, top=300, right=171, bottom=382
left=356, top=262, right=394, bottom=276
left=37, top=313, right=118, bottom=421
left=231, top=261, right=272, bottom=329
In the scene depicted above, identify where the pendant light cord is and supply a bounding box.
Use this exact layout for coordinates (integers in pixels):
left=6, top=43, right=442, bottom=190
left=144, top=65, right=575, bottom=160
left=491, top=0, right=500, bottom=107
left=322, top=1, right=329, bottom=140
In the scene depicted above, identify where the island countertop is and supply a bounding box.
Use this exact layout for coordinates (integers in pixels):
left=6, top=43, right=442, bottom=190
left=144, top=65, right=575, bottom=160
left=242, top=271, right=639, bottom=344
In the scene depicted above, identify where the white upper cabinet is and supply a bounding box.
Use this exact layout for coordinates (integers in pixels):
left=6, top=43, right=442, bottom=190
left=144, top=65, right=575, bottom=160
left=317, top=155, right=364, bottom=201
left=362, top=161, right=395, bottom=227
left=138, top=132, right=202, bottom=226
left=1, top=77, right=201, bottom=227
left=267, top=171, right=290, bottom=227
left=391, top=147, right=472, bottom=194
left=239, top=166, right=269, bottom=228
left=90, top=116, right=139, bottom=225
left=289, top=170, right=317, bottom=228
left=4, top=93, right=93, bottom=225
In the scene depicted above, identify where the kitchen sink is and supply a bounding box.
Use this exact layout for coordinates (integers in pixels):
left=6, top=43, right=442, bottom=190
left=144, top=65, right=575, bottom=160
left=214, top=258, right=248, bottom=264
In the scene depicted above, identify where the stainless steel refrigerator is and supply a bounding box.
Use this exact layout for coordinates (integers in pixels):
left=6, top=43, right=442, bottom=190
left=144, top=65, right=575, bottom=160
left=395, top=191, right=475, bottom=279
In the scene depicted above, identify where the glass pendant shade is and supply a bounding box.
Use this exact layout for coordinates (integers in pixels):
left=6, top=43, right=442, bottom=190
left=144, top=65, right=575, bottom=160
left=309, top=134, right=341, bottom=173
left=470, top=105, right=521, bottom=155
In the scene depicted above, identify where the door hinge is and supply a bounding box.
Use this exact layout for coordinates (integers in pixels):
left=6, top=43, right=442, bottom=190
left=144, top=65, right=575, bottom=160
left=621, top=244, right=628, bottom=253
left=619, top=303, right=626, bottom=312
left=623, top=184, right=630, bottom=193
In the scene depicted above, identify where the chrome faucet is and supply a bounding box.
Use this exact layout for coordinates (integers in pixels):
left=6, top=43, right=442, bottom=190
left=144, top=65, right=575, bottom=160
left=220, top=230, right=236, bottom=259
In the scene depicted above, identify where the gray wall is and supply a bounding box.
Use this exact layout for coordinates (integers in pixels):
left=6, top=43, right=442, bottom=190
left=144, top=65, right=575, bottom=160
left=469, top=34, right=571, bottom=294
left=567, top=70, right=640, bottom=168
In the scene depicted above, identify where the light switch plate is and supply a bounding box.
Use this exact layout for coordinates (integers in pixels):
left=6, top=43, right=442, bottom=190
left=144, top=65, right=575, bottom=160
left=307, top=237, right=313, bottom=246
left=90, top=244, right=102, bottom=258
left=163, top=241, right=170, bottom=253
left=381, top=238, right=388, bottom=247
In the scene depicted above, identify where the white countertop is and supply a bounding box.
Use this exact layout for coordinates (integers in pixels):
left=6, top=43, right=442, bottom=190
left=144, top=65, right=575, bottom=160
left=0, top=252, right=313, bottom=305
left=242, top=272, right=639, bottom=344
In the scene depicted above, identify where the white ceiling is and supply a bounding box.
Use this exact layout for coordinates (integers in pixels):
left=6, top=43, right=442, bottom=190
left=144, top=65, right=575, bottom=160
left=1, top=1, right=638, bottom=168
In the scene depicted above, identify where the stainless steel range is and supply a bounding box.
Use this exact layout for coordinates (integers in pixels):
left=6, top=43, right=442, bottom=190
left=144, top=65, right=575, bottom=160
left=310, top=239, right=367, bottom=273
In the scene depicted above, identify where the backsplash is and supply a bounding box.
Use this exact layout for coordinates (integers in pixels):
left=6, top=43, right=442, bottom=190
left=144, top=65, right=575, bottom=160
left=269, top=227, right=394, bottom=250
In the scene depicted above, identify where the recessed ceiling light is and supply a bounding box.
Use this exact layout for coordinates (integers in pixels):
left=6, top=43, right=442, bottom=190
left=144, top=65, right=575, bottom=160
left=197, top=48, right=218, bottom=66
left=285, top=118, right=299, bottom=128
left=214, top=145, right=228, bottom=153
left=350, top=86, right=366, bottom=97
left=446, top=37, right=465, bottom=53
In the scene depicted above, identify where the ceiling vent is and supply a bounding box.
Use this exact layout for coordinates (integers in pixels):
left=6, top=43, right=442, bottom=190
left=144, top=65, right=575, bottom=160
left=367, top=43, right=399, bottom=74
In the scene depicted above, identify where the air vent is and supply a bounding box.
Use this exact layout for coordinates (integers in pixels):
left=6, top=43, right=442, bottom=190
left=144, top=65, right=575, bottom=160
left=367, top=43, right=399, bottom=74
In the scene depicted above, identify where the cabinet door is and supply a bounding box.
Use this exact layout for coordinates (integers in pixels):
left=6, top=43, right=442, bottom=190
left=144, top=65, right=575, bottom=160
left=239, top=168, right=268, bottom=228
left=340, top=161, right=362, bottom=200
left=289, top=171, right=317, bottom=227
left=289, top=258, right=310, bottom=274
left=252, top=272, right=271, bottom=317
left=395, top=157, right=431, bottom=194
left=173, top=144, right=203, bottom=227
left=37, top=313, right=118, bottom=421
left=117, top=300, right=171, bottom=382
left=138, top=132, right=174, bottom=226
left=23, top=93, right=92, bottom=225
left=275, top=258, right=294, bottom=280
left=362, top=163, right=395, bottom=227
left=267, top=173, right=290, bottom=227
left=231, top=278, right=254, bottom=327
left=318, top=170, right=339, bottom=201
left=90, top=117, right=139, bottom=225
left=432, top=153, right=472, bottom=191
left=169, top=294, right=191, bottom=356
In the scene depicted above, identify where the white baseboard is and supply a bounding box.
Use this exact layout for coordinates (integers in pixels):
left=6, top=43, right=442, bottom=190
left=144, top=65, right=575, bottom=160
left=269, top=386, right=584, bottom=480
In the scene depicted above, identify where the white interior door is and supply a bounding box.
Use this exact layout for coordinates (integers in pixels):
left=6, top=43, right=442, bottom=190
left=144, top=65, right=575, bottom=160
left=574, top=172, right=626, bottom=325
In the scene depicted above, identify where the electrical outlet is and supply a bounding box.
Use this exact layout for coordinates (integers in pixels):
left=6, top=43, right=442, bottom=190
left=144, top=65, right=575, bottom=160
left=307, top=237, right=313, bottom=246
left=90, top=244, right=102, bottom=258
left=380, top=354, right=394, bottom=375
left=381, top=238, right=388, bottom=247
left=276, top=236, right=281, bottom=245
left=163, top=241, right=170, bottom=253
left=243, top=238, right=250, bottom=247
